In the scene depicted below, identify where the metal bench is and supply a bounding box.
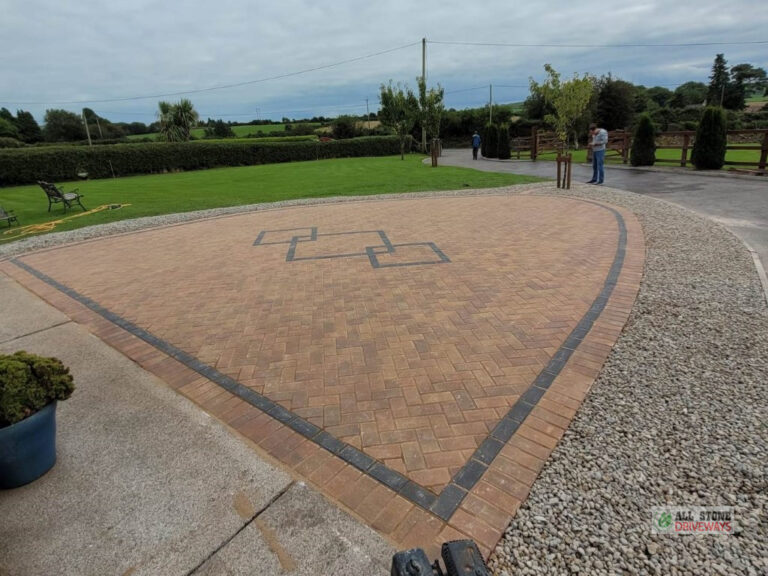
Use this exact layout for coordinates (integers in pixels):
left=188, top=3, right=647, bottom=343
left=37, top=181, right=87, bottom=212
left=0, top=205, right=18, bottom=228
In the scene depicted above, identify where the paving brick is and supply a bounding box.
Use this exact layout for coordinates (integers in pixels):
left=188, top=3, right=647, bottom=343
left=10, top=193, right=643, bottom=553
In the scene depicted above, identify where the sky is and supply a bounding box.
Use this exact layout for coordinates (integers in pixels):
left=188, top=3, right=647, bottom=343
left=1, top=0, right=766, bottom=125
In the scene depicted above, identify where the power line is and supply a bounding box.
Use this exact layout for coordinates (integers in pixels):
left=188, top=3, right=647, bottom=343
left=429, top=39, right=768, bottom=48
left=0, top=41, right=420, bottom=106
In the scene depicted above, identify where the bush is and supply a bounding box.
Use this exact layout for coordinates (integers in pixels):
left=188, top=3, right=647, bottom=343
left=630, top=114, right=656, bottom=167
left=0, top=351, right=74, bottom=427
left=497, top=124, right=511, bottom=160
left=0, top=137, right=24, bottom=149
left=692, top=107, right=727, bottom=170
left=0, top=136, right=402, bottom=186
left=204, top=120, right=235, bottom=139
left=331, top=116, right=359, bottom=139
left=482, top=123, right=498, bottom=158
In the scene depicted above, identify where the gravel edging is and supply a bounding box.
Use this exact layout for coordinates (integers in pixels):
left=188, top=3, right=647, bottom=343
left=489, top=184, right=768, bottom=576
left=2, top=183, right=765, bottom=574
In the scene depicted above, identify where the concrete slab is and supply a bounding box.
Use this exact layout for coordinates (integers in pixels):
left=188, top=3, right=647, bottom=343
left=0, top=275, right=293, bottom=576
left=193, top=482, right=394, bottom=576
left=0, top=272, right=69, bottom=344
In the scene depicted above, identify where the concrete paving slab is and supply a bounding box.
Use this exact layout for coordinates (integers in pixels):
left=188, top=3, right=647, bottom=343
left=0, top=275, right=293, bottom=576
left=0, top=272, right=69, bottom=344
left=193, top=482, right=394, bottom=576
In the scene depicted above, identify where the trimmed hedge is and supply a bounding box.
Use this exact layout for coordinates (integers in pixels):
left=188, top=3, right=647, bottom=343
left=0, top=136, right=401, bottom=186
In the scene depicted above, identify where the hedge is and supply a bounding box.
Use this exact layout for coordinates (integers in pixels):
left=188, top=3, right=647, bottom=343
left=0, top=136, right=402, bottom=186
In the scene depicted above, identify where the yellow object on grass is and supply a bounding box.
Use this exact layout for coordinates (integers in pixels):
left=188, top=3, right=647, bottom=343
left=0, top=204, right=131, bottom=242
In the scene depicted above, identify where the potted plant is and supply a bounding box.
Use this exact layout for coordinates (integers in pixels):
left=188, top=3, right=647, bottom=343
left=0, top=351, right=74, bottom=489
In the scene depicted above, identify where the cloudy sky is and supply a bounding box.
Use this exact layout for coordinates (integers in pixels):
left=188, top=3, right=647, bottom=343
left=2, top=0, right=766, bottom=124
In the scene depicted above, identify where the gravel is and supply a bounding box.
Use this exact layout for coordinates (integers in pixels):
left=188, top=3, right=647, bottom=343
left=2, top=182, right=765, bottom=574
left=489, top=183, right=768, bottom=576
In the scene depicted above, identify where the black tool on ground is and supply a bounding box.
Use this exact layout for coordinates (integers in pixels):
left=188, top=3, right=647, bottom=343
left=391, top=540, right=489, bottom=576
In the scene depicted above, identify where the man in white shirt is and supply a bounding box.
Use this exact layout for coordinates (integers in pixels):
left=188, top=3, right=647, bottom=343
left=587, top=123, right=608, bottom=184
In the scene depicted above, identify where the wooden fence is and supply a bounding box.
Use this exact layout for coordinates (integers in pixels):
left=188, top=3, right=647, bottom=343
left=520, top=127, right=768, bottom=175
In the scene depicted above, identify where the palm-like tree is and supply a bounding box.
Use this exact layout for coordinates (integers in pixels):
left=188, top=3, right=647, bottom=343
left=157, top=98, right=199, bottom=142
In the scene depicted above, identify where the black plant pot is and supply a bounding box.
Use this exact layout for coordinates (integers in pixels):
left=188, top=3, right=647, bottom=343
left=0, top=401, right=58, bottom=489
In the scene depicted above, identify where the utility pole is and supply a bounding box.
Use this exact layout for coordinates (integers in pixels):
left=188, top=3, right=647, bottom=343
left=95, top=116, right=103, bottom=139
left=422, top=37, right=427, bottom=153
left=366, top=98, right=370, bottom=131
left=82, top=109, right=92, bottom=147
left=489, top=84, right=493, bottom=124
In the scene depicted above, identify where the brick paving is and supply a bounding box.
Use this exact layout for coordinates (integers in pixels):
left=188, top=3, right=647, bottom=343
left=1, top=192, right=644, bottom=558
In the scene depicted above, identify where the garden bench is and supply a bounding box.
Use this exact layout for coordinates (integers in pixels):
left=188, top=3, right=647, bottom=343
left=37, top=181, right=87, bottom=212
left=0, top=206, right=18, bottom=228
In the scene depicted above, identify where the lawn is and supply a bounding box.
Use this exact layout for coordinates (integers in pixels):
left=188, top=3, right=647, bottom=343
left=533, top=147, right=762, bottom=167
left=126, top=123, right=321, bottom=141
left=0, top=155, right=542, bottom=243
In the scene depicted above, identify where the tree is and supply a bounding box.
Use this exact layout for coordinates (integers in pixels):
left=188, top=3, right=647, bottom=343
left=14, top=110, right=42, bottom=143
left=646, top=86, right=674, bottom=108
left=157, top=99, right=199, bottom=142
left=43, top=109, right=86, bottom=142
left=731, top=63, right=767, bottom=97
left=417, top=77, right=445, bottom=148
left=204, top=119, right=235, bottom=138
left=692, top=107, right=727, bottom=170
left=482, top=122, right=498, bottom=158
left=0, top=108, right=13, bottom=123
left=707, top=54, right=730, bottom=107
left=596, top=76, right=636, bottom=130
left=670, top=82, right=707, bottom=108
left=0, top=118, right=18, bottom=139
left=530, top=64, right=594, bottom=151
left=379, top=81, right=419, bottom=160
left=497, top=124, right=511, bottom=160
left=331, top=115, right=358, bottom=139
left=630, top=114, right=656, bottom=167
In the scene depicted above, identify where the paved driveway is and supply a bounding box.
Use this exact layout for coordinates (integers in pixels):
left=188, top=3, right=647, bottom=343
left=441, top=148, right=768, bottom=278
left=2, top=192, right=643, bottom=558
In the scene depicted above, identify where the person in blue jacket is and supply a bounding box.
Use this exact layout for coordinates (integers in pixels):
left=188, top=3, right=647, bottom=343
left=471, top=131, right=481, bottom=160
left=587, top=123, right=608, bottom=184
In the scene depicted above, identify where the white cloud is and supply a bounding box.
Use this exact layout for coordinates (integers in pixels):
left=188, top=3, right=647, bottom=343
left=1, top=0, right=766, bottom=123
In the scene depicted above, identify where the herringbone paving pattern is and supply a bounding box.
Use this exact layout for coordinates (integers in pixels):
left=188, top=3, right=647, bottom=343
left=3, top=192, right=644, bottom=558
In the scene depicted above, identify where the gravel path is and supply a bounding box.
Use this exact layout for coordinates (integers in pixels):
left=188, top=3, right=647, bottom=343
left=2, top=183, right=765, bottom=575
left=490, top=184, right=768, bottom=576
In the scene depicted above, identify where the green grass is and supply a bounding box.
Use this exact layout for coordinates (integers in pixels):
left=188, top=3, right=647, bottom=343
left=126, top=123, right=322, bottom=141
left=0, top=155, right=542, bottom=243
left=534, top=147, right=762, bottom=167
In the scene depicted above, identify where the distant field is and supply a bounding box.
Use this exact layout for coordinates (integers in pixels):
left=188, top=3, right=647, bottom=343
left=126, top=123, right=322, bottom=141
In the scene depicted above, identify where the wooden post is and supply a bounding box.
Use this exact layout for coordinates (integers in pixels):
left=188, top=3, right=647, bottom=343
left=681, top=134, right=690, bottom=167
left=531, top=126, right=538, bottom=161
left=556, top=153, right=572, bottom=189
left=623, top=132, right=629, bottom=164
left=760, top=130, right=768, bottom=172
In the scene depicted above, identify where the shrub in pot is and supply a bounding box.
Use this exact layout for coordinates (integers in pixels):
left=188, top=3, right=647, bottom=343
left=0, top=351, right=74, bottom=489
